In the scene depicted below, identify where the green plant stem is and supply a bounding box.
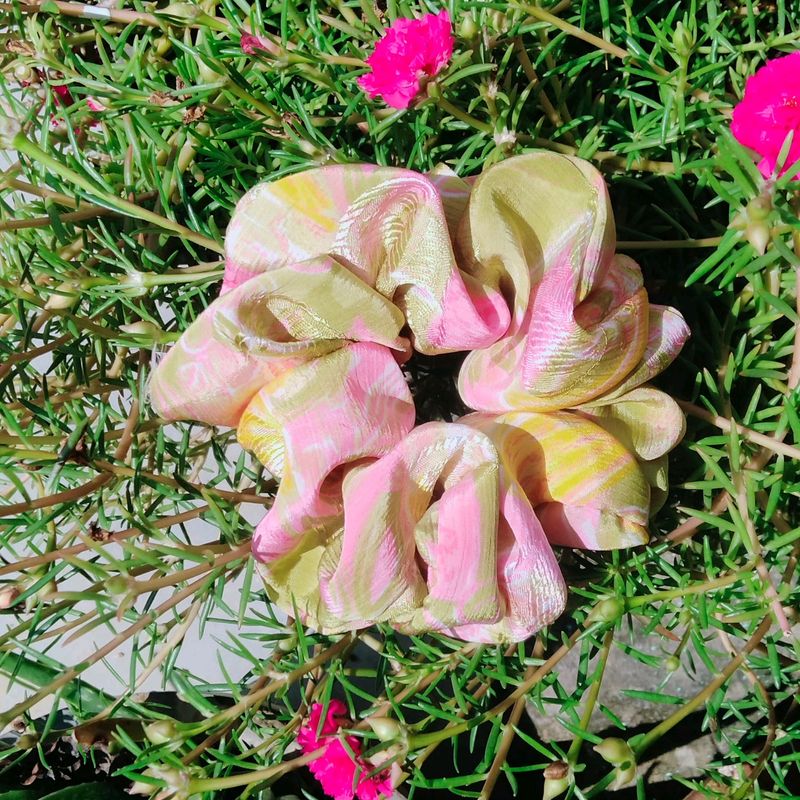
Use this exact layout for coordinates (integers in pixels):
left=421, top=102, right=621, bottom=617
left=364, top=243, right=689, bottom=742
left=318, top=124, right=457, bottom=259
left=626, top=568, right=750, bottom=608
left=408, top=627, right=584, bottom=749
left=678, top=399, right=800, bottom=460
left=12, top=132, right=223, bottom=253
left=188, top=634, right=354, bottom=735
left=0, top=506, right=207, bottom=579
left=1, top=1, right=227, bottom=28
left=0, top=567, right=231, bottom=726
left=434, top=96, right=493, bottom=134
left=566, top=628, right=614, bottom=765
left=617, top=236, right=724, bottom=249
left=630, top=614, right=773, bottom=760
left=516, top=2, right=629, bottom=60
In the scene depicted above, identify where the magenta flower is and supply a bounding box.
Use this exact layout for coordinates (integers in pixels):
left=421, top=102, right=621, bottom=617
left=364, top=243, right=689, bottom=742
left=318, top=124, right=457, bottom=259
left=731, top=51, right=800, bottom=178
left=357, top=10, right=453, bottom=110
left=52, top=83, right=74, bottom=107
left=240, top=31, right=282, bottom=56
left=297, top=701, right=393, bottom=800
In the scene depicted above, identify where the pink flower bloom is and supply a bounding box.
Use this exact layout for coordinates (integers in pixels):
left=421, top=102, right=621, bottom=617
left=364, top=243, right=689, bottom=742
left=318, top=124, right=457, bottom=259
left=52, top=83, right=74, bottom=107
left=86, top=96, right=107, bottom=113
left=732, top=51, right=800, bottom=178
left=240, top=31, right=281, bottom=56
left=297, top=701, right=393, bottom=800
left=358, top=10, right=453, bottom=110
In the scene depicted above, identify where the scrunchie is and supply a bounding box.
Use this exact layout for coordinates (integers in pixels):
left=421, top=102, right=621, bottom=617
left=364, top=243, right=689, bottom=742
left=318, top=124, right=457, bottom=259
left=150, top=152, right=689, bottom=644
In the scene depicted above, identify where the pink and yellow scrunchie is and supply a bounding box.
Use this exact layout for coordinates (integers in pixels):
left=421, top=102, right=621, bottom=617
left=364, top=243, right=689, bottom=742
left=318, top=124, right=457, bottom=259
left=150, top=152, right=689, bottom=644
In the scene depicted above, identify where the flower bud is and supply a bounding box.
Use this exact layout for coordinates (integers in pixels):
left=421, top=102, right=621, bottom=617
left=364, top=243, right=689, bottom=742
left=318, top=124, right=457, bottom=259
left=120, top=321, right=165, bottom=340
left=130, top=765, right=191, bottom=797
left=588, top=596, right=625, bottom=624
left=458, top=14, right=478, bottom=40
left=543, top=776, right=570, bottom=800
left=747, top=195, right=772, bottom=221
left=542, top=761, right=570, bottom=799
left=611, top=761, right=637, bottom=789
left=490, top=10, right=508, bottom=32
left=161, top=2, right=203, bottom=20
left=45, top=281, right=79, bottom=311
left=594, top=736, right=635, bottom=766
left=673, top=21, right=695, bottom=59
left=367, top=716, right=403, bottom=742
left=197, top=57, right=225, bottom=86
left=119, top=271, right=148, bottom=296
left=543, top=761, right=569, bottom=780
left=17, top=733, right=39, bottom=750
left=14, top=63, right=36, bottom=84
left=276, top=631, right=297, bottom=653
left=145, top=719, right=178, bottom=745
left=106, top=575, right=130, bottom=596
left=732, top=195, right=774, bottom=255
left=745, top=221, right=771, bottom=255
left=0, top=585, right=21, bottom=609
left=664, top=654, right=681, bottom=672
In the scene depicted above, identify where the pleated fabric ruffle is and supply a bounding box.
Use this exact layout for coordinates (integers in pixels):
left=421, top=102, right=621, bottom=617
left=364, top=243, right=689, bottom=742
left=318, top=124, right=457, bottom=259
left=150, top=152, right=689, bottom=643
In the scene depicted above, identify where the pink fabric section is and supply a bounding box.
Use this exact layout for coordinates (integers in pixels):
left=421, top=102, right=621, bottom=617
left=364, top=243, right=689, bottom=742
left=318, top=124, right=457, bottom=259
left=317, top=422, right=566, bottom=643
left=248, top=342, right=415, bottom=563
left=149, top=313, right=302, bottom=427
left=150, top=153, right=690, bottom=644
left=220, top=165, right=510, bottom=354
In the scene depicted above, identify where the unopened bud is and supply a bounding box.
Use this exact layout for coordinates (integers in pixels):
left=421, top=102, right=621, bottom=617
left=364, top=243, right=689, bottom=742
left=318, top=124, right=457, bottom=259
left=130, top=764, right=191, bottom=797
left=276, top=632, right=297, bottom=653
left=594, top=736, right=635, bottom=766
left=673, top=21, right=695, bottom=59
left=14, top=63, right=36, bottom=84
left=38, top=580, right=57, bottom=600
left=106, top=576, right=130, bottom=596
left=543, top=761, right=569, bottom=780
left=612, top=762, right=637, bottom=789
left=542, top=761, right=571, bottom=799
left=119, top=271, right=148, bottom=296
left=0, top=585, right=20, bottom=609
left=543, top=776, right=570, bottom=800
left=120, top=321, right=165, bottom=340
left=45, top=281, right=79, bottom=310
left=732, top=195, right=774, bottom=255
left=745, top=221, right=770, bottom=255
left=588, top=596, right=625, bottom=624
left=197, top=58, right=225, bottom=86
left=367, top=717, right=403, bottom=742
left=458, top=14, right=478, bottom=40
left=145, top=719, right=178, bottom=745
left=161, top=2, right=203, bottom=20
left=17, top=733, right=39, bottom=750
left=664, top=654, right=681, bottom=672
left=490, top=10, right=508, bottom=32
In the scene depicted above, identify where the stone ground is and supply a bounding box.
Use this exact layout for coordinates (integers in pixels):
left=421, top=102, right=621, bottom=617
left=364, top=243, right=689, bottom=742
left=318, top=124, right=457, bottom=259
left=525, top=617, right=763, bottom=794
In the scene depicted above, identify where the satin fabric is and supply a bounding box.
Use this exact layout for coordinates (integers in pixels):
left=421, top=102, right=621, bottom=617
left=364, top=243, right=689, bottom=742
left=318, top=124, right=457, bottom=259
left=150, top=152, right=689, bottom=643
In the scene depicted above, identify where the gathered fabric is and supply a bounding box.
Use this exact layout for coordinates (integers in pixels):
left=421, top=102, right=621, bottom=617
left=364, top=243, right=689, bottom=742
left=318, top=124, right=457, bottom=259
left=150, top=152, right=689, bottom=643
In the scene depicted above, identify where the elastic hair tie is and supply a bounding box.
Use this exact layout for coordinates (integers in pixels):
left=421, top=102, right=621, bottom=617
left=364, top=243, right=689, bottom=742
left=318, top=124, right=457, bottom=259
left=150, top=151, right=689, bottom=644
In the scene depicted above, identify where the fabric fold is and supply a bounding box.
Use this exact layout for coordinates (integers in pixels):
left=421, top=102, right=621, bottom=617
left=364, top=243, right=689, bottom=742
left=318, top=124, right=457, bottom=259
left=223, top=164, right=510, bottom=354
left=150, top=152, right=690, bottom=644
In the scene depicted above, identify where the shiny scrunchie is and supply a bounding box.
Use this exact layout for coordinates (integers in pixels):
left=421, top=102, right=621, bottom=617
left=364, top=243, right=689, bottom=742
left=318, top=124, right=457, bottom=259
left=150, top=152, right=689, bottom=644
